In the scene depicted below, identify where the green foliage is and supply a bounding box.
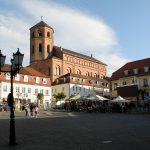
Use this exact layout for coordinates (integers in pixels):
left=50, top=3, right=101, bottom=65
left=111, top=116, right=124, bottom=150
left=53, top=92, right=66, bottom=102
left=37, top=93, right=44, bottom=104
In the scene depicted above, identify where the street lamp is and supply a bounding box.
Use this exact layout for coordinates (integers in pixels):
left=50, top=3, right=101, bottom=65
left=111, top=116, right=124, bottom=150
left=0, top=48, right=24, bottom=146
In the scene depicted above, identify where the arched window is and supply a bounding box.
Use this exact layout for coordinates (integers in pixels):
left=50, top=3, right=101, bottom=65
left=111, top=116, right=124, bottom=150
left=66, top=68, right=72, bottom=74
left=38, top=30, right=42, bottom=37
left=32, top=32, right=34, bottom=38
left=55, top=66, right=61, bottom=75
left=77, top=69, right=81, bottom=75
left=85, top=71, right=89, bottom=76
left=39, top=43, right=42, bottom=52
left=47, top=32, right=50, bottom=37
left=90, top=72, right=92, bottom=77
left=47, top=45, right=50, bottom=53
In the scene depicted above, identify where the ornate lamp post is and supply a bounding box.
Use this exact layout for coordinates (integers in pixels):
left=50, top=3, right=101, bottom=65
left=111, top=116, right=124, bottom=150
left=0, top=48, right=24, bottom=146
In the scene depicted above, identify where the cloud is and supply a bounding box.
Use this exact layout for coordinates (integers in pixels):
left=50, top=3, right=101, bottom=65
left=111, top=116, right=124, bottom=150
left=0, top=0, right=130, bottom=76
left=0, top=14, right=30, bottom=65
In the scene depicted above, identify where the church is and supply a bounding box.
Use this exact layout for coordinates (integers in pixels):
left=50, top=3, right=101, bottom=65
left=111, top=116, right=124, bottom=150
left=29, top=20, right=110, bottom=102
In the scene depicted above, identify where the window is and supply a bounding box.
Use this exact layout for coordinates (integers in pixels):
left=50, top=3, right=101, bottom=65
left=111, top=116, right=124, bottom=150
left=28, top=88, right=31, bottom=93
left=45, top=89, right=49, bottom=95
left=79, top=87, right=81, bottom=91
left=124, top=70, right=128, bottom=76
left=114, top=83, right=118, bottom=90
left=38, top=30, right=42, bottom=36
left=24, top=75, right=28, bottom=82
left=86, top=71, right=89, bottom=76
left=35, top=89, right=38, bottom=94
left=39, top=43, right=42, bottom=52
left=16, top=87, right=20, bottom=93
left=143, top=78, right=148, bottom=86
left=40, top=89, right=43, bottom=93
left=3, top=86, right=7, bottom=92
left=32, top=32, right=34, bottom=38
left=55, top=66, right=61, bottom=75
left=43, top=78, right=47, bottom=84
left=22, top=87, right=26, bottom=93
left=47, top=45, right=50, bottom=53
left=47, top=32, right=50, bottom=37
left=77, top=70, right=81, bottom=75
left=144, top=66, right=149, bottom=73
left=36, top=77, right=40, bottom=84
left=66, top=68, right=71, bottom=73
left=15, top=74, right=20, bottom=81
left=6, top=73, right=10, bottom=80
left=133, top=69, right=138, bottom=74
left=76, top=86, right=78, bottom=91
left=73, top=86, right=74, bottom=91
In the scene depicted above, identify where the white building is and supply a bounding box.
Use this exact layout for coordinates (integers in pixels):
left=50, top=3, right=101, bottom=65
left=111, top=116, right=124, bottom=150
left=0, top=65, right=51, bottom=109
left=51, top=73, right=110, bottom=104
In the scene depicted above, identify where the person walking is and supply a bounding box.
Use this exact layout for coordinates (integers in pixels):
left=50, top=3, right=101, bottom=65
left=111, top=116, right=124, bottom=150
left=34, top=106, right=39, bottom=118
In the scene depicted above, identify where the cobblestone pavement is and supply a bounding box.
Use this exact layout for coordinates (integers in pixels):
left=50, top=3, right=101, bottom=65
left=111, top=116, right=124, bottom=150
left=0, top=110, right=150, bottom=150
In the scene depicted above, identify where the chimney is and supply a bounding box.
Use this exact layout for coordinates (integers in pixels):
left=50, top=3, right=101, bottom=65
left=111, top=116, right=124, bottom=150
left=60, top=46, right=63, bottom=51
left=91, top=54, right=93, bottom=58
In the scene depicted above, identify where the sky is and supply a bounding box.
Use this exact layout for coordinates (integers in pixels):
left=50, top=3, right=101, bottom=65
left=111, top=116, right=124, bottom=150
left=0, top=0, right=149, bottom=76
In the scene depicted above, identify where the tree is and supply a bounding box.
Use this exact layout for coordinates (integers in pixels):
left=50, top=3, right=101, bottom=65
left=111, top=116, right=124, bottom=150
left=53, top=92, right=66, bottom=105
left=37, top=93, right=44, bottom=106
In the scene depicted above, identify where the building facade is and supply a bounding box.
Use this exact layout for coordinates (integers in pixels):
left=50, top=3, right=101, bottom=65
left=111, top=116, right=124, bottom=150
left=110, top=58, right=150, bottom=103
left=0, top=65, right=51, bottom=109
left=51, top=73, right=110, bottom=104
left=29, top=21, right=107, bottom=83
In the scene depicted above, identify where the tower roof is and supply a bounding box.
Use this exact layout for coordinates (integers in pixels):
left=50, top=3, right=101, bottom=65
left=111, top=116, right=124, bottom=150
left=30, top=21, right=54, bottom=32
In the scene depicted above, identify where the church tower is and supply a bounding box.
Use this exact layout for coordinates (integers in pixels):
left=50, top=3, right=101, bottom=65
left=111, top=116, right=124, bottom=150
left=30, top=20, right=54, bottom=64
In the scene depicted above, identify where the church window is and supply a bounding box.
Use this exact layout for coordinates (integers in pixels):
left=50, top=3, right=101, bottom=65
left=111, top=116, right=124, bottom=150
left=90, top=72, right=92, bottom=77
left=55, top=66, right=61, bottom=75
left=47, top=45, right=50, bottom=53
left=38, top=30, right=42, bottom=37
left=66, top=68, right=71, bottom=73
left=32, top=32, right=34, bottom=38
left=77, top=69, right=81, bottom=75
left=86, top=71, right=89, bottom=76
left=39, top=43, right=42, bottom=52
left=47, top=32, right=50, bottom=37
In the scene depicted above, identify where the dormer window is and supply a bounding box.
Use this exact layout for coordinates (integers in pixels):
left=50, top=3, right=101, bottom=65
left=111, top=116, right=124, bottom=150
left=6, top=73, right=10, bottom=80
left=144, top=66, right=149, bottom=73
left=24, top=75, right=28, bottom=82
left=36, top=77, right=40, bottom=84
left=124, top=70, right=128, bottom=76
left=133, top=68, right=138, bottom=74
left=15, top=74, right=20, bottom=81
left=43, top=78, right=47, bottom=84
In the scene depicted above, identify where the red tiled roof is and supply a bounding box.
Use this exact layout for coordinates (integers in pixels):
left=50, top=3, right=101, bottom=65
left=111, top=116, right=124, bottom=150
left=111, top=58, right=150, bottom=80
left=1, top=64, right=48, bottom=77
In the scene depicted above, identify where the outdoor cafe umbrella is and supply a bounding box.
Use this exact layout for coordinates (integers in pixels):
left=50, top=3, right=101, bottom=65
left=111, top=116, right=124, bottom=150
left=109, top=95, right=130, bottom=103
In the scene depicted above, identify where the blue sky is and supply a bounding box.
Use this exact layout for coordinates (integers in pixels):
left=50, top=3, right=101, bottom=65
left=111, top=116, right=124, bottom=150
left=0, top=0, right=149, bottom=76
